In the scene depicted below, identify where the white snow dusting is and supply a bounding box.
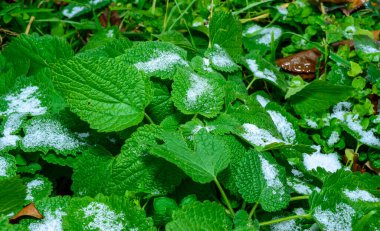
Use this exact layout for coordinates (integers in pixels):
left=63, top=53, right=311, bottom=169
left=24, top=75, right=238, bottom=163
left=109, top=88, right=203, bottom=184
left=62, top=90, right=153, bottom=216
left=313, top=203, right=355, bottom=231
left=343, top=26, right=356, bottom=39
left=246, top=59, right=277, bottom=83
left=259, top=155, right=285, bottom=195
left=305, top=119, right=318, bottom=128
left=243, top=24, right=262, bottom=36
left=267, top=110, right=296, bottom=144
left=134, top=51, right=188, bottom=73
left=186, top=73, right=212, bottom=105
left=256, top=95, right=270, bottom=107
left=241, top=123, right=284, bottom=147
left=287, top=177, right=313, bottom=195
left=258, top=27, right=282, bottom=45
left=327, top=131, right=340, bottom=146
left=0, top=156, right=9, bottom=176
left=23, top=118, right=82, bottom=151
left=303, top=145, right=342, bottom=173
left=209, top=44, right=235, bottom=68
left=343, top=188, right=380, bottom=202
left=29, top=209, right=67, bottom=231
left=62, top=6, right=86, bottom=18
left=202, top=58, right=213, bottom=72
left=26, top=179, right=44, bottom=201
left=82, top=202, right=124, bottom=231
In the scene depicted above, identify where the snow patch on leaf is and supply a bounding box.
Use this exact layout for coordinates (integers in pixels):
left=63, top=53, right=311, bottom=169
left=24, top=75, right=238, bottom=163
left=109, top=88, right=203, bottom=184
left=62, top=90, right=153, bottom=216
left=186, top=74, right=212, bottom=106
left=270, top=217, right=301, bottom=231
left=343, top=188, right=380, bottom=202
left=62, top=6, right=86, bottom=18
left=241, top=123, right=284, bottom=147
left=259, top=155, right=285, bottom=196
left=327, top=131, right=340, bottom=146
left=313, top=203, right=355, bottom=231
left=303, top=146, right=342, bottom=173
left=267, top=110, right=296, bottom=144
left=134, top=51, right=188, bottom=74
left=256, top=95, right=270, bottom=107
left=0, top=156, right=9, bottom=176
left=82, top=202, right=124, bottom=231
left=246, top=59, right=277, bottom=83
left=287, top=177, right=313, bottom=195
left=209, top=44, right=236, bottom=68
left=26, top=179, right=44, bottom=201
left=29, top=209, right=66, bottom=231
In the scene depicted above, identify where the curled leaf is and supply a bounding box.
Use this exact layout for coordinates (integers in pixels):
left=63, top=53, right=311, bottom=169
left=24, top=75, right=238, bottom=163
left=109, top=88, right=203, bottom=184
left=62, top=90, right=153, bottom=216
left=10, top=203, right=43, bottom=223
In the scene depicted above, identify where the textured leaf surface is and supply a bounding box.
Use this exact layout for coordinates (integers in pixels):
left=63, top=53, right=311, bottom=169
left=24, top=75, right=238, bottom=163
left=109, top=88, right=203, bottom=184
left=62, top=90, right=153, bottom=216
left=209, top=11, right=242, bottom=60
left=289, top=81, right=354, bottom=115
left=24, top=175, right=53, bottom=204
left=206, top=44, right=240, bottom=72
left=53, top=57, right=151, bottom=132
left=0, top=153, right=16, bottom=178
left=150, top=129, right=230, bottom=183
left=172, top=69, right=225, bottom=118
left=166, top=201, right=232, bottom=231
left=117, top=41, right=189, bottom=79
left=71, top=147, right=114, bottom=197
left=109, top=125, right=184, bottom=195
left=63, top=194, right=155, bottom=231
left=0, top=177, right=26, bottom=215
left=235, top=150, right=290, bottom=212
left=146, top=81, right=175, bottom=123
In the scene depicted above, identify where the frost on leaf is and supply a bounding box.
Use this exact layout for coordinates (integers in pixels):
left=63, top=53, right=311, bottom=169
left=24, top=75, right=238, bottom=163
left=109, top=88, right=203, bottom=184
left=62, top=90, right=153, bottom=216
left=259, top=155, right=286, bottom=197
left=313, top=203, right=355, bottom=231
left=29, top=209, right=67, bottom=231
left=267, top=110, right=296, bottom=144
left=255, top=94, right=270, bottom=107
left=82, top=202, right=124, bottom=231
left=0, top=154, right=16, bottom=178
left=243, top=24, right=282, bottom=53
left=25, top=176, right=52, bottom=203
left=206, top=44, right=239, bottom=72
left=241, top=123, right=284, bottom=148
left=287, top=177, right=314, bottom=195
left=343, top=188, right=380, bottom=202
left=22, top=117, right=83, bottom=154
left=303, top=145, right=342, bottom=173
left=0, top=86, right=47, bottom=151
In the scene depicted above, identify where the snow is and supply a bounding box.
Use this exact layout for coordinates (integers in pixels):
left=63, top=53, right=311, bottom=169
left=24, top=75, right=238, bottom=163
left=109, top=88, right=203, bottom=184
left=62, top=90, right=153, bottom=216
left=259, top=155, right=285, bottom=195
left=23, top=118, right=82, bottom=151
left=29, top=209, right=66, bottom=231
left=258, top=27, right=282, bottom=45
left=134, top=51, right=188, bottom=73
left=356, top=44, right=380, bottom=54
left=192, top=125, right=215, bottom=134
left=303, top=145, right=342, bottom=173
left=256, top=95, right=270, bottom=107
left=305, top=119, right=318, bottom=128
left=327, top=131, right=340, bottom=146
left=0, top=156, right=8, bottom=176
left=270, top=218, right=300, bottom=231
left=246, top=59, right=277, bottom=83
left=106, top=29, right=114, bottom=38
left=82, top=202, right=124, bottom=231
left=277, top=6, right=288, bottom=20
left=330, top=102, right=352, bottom=121
left=343, top=26, right=356, bottom=39
left=343, top=188, right=380, bottom=202
left=62, top=6, right=86, bottom=18
left=241, top=123, right=284, bottom=147
left=287, top=178, right=313, bottom=195
left=26, top=179, right=44, bottom=201
left=267, top=110, right=296, bottom=144
left=192, top=21, right=202, bottom=27
left=294, top=208, right=306, bottom=215
left=209, top=44, right=235, bottom=68
left=313, top=203, right=355, bottom=231
left=202, top=58, right=213, bottom=72
left=76, top=132, right=90, bottom=139
left=291, top=169, right=304, bottom=178
left=186, top=73, right=212, bottom=105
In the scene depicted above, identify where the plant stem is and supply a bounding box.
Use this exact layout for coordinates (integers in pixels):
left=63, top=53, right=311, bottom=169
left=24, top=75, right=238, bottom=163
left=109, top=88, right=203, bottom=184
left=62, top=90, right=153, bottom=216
left=232, top=0, right=273, bottom=15
left=152, top=0, right=157, bottom=15
left=144, top=112, right=155, bottom=124
left=246, top=77, right=256, bottom=91
left=214, top=178, right=235, bottom=217
left=248, top=202, right=259, bottom=220
left=241, top=201, right=247, bottom=210
left=290, top=195, right=309, bottom=202
left=163, top=0, right=170, bottom=32
left=259, top=213, right=312, bottom=226
left=168, top=0, right=196, bottom=31
left=355, top=142, right=362, bottom=154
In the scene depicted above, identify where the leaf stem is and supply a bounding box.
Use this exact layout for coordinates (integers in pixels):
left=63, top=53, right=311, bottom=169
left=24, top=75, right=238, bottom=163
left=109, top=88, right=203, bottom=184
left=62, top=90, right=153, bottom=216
left=259, top=213, right=312, bottom=226
left=163, top=0, right=170, bottom=32
left=289, top=195, right=309, bottom=202
left=144, top=112, right=155, bottom=124
left=152, top=0, right=157, bottom=15
left=168, top=0, right=196, bottom=31
left=214, top=178, right=235, bottom=217
left=246, top=77, right=256, bottom=91
left=248, top=202, right=259, bottom=220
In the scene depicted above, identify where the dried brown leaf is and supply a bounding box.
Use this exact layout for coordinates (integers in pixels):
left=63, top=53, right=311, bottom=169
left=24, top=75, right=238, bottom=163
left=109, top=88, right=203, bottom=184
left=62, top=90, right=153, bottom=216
left=10, top=203, right=43, bottom=223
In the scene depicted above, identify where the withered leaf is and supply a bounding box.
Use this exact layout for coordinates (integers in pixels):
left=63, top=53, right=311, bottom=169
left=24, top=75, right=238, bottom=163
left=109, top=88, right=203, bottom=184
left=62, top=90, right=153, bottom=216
left=10, top=203, right=43, bottom=223
left=275, top=49, right=321, bottom=77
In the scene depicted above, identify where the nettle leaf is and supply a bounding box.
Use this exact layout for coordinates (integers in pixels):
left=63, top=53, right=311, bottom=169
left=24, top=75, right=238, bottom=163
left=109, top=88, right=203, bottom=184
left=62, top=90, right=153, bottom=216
left=2, top=34, right=73, bottom=75
left=354, top=35, right=380, bottom=62
left=243, top=24, right=282, bottom=55
left=71, top=147, right=113, bottom=197
left=63, top=194, right=155, bottom=231
left=205, top=44, right=240, bottom=72
left=53, top=57, right=151, bottom=132
left=209, top=11, right=242, bottom=60
left=244, top=53, right=288, bottom=92
left=109, top=125, right=184, bottom=195
left=19, top=196, right=71, bottom=231
left=62, top=0, right=110, bottom=18
left=146, top=81, right=175, bottom=123
left=166, top=201, right=232, bottom=231
left=21, top=116, right=85, bottom=155
left=190, top=56, right=215, bottom=74
left=289, top=80, right=354, bottom=115
left=0, top=176, right=26, bottom=215
left=24, top=175, right=53, bottom=204
left=150, top=129, right=230, bottom=184
left=172, top=69, right=225, bottom=118
left=235, top=150, right=290, bottom=212
left=116, top=41, right=189, bottom=79
left=78, top=37, right=132, bottom=59
left=0, top=153, right=16, bottom=178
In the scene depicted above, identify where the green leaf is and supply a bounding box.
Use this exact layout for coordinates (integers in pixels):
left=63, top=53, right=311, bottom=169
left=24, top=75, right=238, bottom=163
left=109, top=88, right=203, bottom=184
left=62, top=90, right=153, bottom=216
left=354, top=35, right=380, bottom=62
left=205, top=44, right=240, bottom=72
left=24, top=175, right=53, bottom=204
left=0, top=176, right=26, bottom=215
left=156, top=31, right=196, bottom=54
left=209, top=11, right=242, bottom=60
left=0, top=153, right=16, bottom=178
left=166, top=201, right=232, bottom=231
left=150, top=129, right=230, bottom=184
left=153, top=197, right=178, bottom=225
left=289, top=80, right=354, bottom=115
left=52, top=57, right=151, bottom=132
left=63, top=194, right=155, bottom=231
left=172, top=69, right=225, bottom=118
left=243, top=24, right=282, bottom=55
left=116, top=41, right=189, bottom=79
left=62, top=0, right=110, bottom=18
left=109, top=125, right=184, bottom=195
left=2, top=34, right=73, bottom=74
left=71, top=147, right=114, bottom=197
left=146, top=81, right=175, bottom=123
left=235, top=150, right=290, bottom=212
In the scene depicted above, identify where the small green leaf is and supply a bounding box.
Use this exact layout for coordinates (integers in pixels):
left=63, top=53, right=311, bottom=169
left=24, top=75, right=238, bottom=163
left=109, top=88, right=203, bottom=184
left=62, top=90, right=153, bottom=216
left=206, top=44, right=240, bottom=72
left=166, top=201, right=232, bottom=231
left=53, top=57, right=151, bottom=132
left=0, top=176, right=26, bottom=215
left=24, top=175, right=52, bottom=204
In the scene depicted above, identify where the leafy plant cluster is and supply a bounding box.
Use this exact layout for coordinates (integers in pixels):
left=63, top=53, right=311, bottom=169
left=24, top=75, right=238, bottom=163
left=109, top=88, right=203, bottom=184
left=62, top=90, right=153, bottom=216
left=1, top=0, right=380, bottom=230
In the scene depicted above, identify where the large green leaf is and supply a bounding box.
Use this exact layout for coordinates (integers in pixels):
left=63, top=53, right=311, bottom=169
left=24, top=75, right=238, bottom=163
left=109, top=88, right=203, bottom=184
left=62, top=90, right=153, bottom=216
left=209, top=11, right=242, bottom=60
left=0, top=176, right=26, bottom=215
left=172, top=69, right=225, bottom=118
left=52, top=57, right=151, bottom=132
left=289, top=81, right=354, bottom=115
left=166, top=201, right=232, bottom=231
left=150, top=129, right=230, bottom=184
left=235, top=150, right=290, bottom=212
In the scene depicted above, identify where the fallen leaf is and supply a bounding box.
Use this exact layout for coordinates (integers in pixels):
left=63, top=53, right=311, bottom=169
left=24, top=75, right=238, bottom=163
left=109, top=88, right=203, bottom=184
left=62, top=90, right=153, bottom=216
left=10, top=203, right=43, bottom=223
left=342, top=0, right=369, bottom=15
